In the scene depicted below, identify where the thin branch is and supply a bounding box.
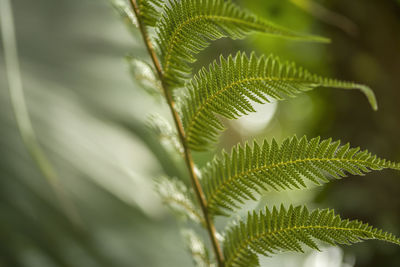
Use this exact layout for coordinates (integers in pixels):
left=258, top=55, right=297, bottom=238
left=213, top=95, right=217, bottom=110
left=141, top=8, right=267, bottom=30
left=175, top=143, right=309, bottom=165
left=128, top=0, right=225, bottom=265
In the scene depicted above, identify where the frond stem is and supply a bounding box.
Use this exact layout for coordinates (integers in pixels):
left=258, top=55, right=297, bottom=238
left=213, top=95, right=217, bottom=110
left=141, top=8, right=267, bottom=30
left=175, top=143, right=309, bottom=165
left=129, top=1, right=225, bottom=266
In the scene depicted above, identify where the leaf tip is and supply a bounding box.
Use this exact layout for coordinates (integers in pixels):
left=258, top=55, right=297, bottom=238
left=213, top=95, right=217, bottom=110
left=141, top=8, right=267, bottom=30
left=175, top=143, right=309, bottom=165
left=359, top=85, right=378, bottom=111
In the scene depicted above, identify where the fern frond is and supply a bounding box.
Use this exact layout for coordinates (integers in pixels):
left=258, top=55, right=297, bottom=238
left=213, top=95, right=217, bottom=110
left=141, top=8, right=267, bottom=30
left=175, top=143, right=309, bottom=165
left=224, top=205, right=400, bottom=267
left=202, top=136, right=400, bottom=215
left=155, top=0, right=328, bottom=88
left=138, top=0, right=164, bottom=26
left=181, top=229, right=212, bottom=267
left=112, top=0, right=138, bottom=32
left=155, top=176, right=204, bottom=224
left=147, top=114, right=184, bottom=155
left=181, top=52, right=377, bottom=150
left=127, top=56, right=162, bottom=96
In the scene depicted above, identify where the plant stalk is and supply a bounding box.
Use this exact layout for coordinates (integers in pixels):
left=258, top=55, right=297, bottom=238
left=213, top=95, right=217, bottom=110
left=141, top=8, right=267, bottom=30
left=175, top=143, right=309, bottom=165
left=128, top=1, right=225, bottom=266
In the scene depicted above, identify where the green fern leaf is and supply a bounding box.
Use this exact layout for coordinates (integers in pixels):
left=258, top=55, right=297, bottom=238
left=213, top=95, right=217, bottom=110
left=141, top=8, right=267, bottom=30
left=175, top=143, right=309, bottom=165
left=181, top=52, right=377, bottom=150
left=202, top=136, right=400, bottom=215
left=155, top=0, right=328, bottom=88
left=224, top=205, right=400, bottom=267
left=138, top=0, right=164, bottom=26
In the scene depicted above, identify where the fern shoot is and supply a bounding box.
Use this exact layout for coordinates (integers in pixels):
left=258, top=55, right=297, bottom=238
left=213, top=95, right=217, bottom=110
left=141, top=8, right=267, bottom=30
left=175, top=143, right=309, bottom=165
left=113, top=0, right=400, bottom=266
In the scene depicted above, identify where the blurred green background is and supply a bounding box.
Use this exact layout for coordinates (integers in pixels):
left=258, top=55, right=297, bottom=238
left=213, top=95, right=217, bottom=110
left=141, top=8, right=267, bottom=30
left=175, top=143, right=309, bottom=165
left=0, top=0, right=399, bottom=266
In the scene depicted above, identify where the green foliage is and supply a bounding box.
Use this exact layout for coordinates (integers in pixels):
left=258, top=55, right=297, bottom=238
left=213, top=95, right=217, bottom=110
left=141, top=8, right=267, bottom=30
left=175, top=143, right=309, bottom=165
left=138, top=0, right=164, bottom=26
left=180, top=52, right=377, bottom=150
left=223, top=205, right=400, bottom=267
left=113, top=0, right=400, bottom=266
left=154, top=0, right=328, bottom=88
left=202, top=136, right=400, bottom=215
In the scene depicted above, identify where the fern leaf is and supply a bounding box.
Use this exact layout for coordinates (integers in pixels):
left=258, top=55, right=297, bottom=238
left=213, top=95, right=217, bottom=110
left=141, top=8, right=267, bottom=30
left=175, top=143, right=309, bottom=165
left=202, top=136, right=400, bottom=215
left=224, top=205, right=400, bottom=267
left=138, top=0, right=164, bottom=26
left=181, top=229, right=212, bottom=267
left=181, top=52, right=377, bottom=150
left=155, top=176, right=204, bottom=224
left=112, top=0, right=138, bottom=32
left=147, top=114, right=184, bottom=155
left=127, top=56, right=162, bottom=96
left=155, top=0, right=328, bottom=88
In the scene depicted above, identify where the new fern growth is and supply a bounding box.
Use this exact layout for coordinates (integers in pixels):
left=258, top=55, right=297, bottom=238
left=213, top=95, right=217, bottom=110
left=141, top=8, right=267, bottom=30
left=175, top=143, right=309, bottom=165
left=113, top=0, right=400, bottom=266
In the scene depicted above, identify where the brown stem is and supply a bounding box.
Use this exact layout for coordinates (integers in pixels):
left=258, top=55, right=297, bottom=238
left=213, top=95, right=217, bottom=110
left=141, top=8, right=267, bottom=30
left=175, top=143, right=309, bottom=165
left=128, top=1, right=225, bottom=266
